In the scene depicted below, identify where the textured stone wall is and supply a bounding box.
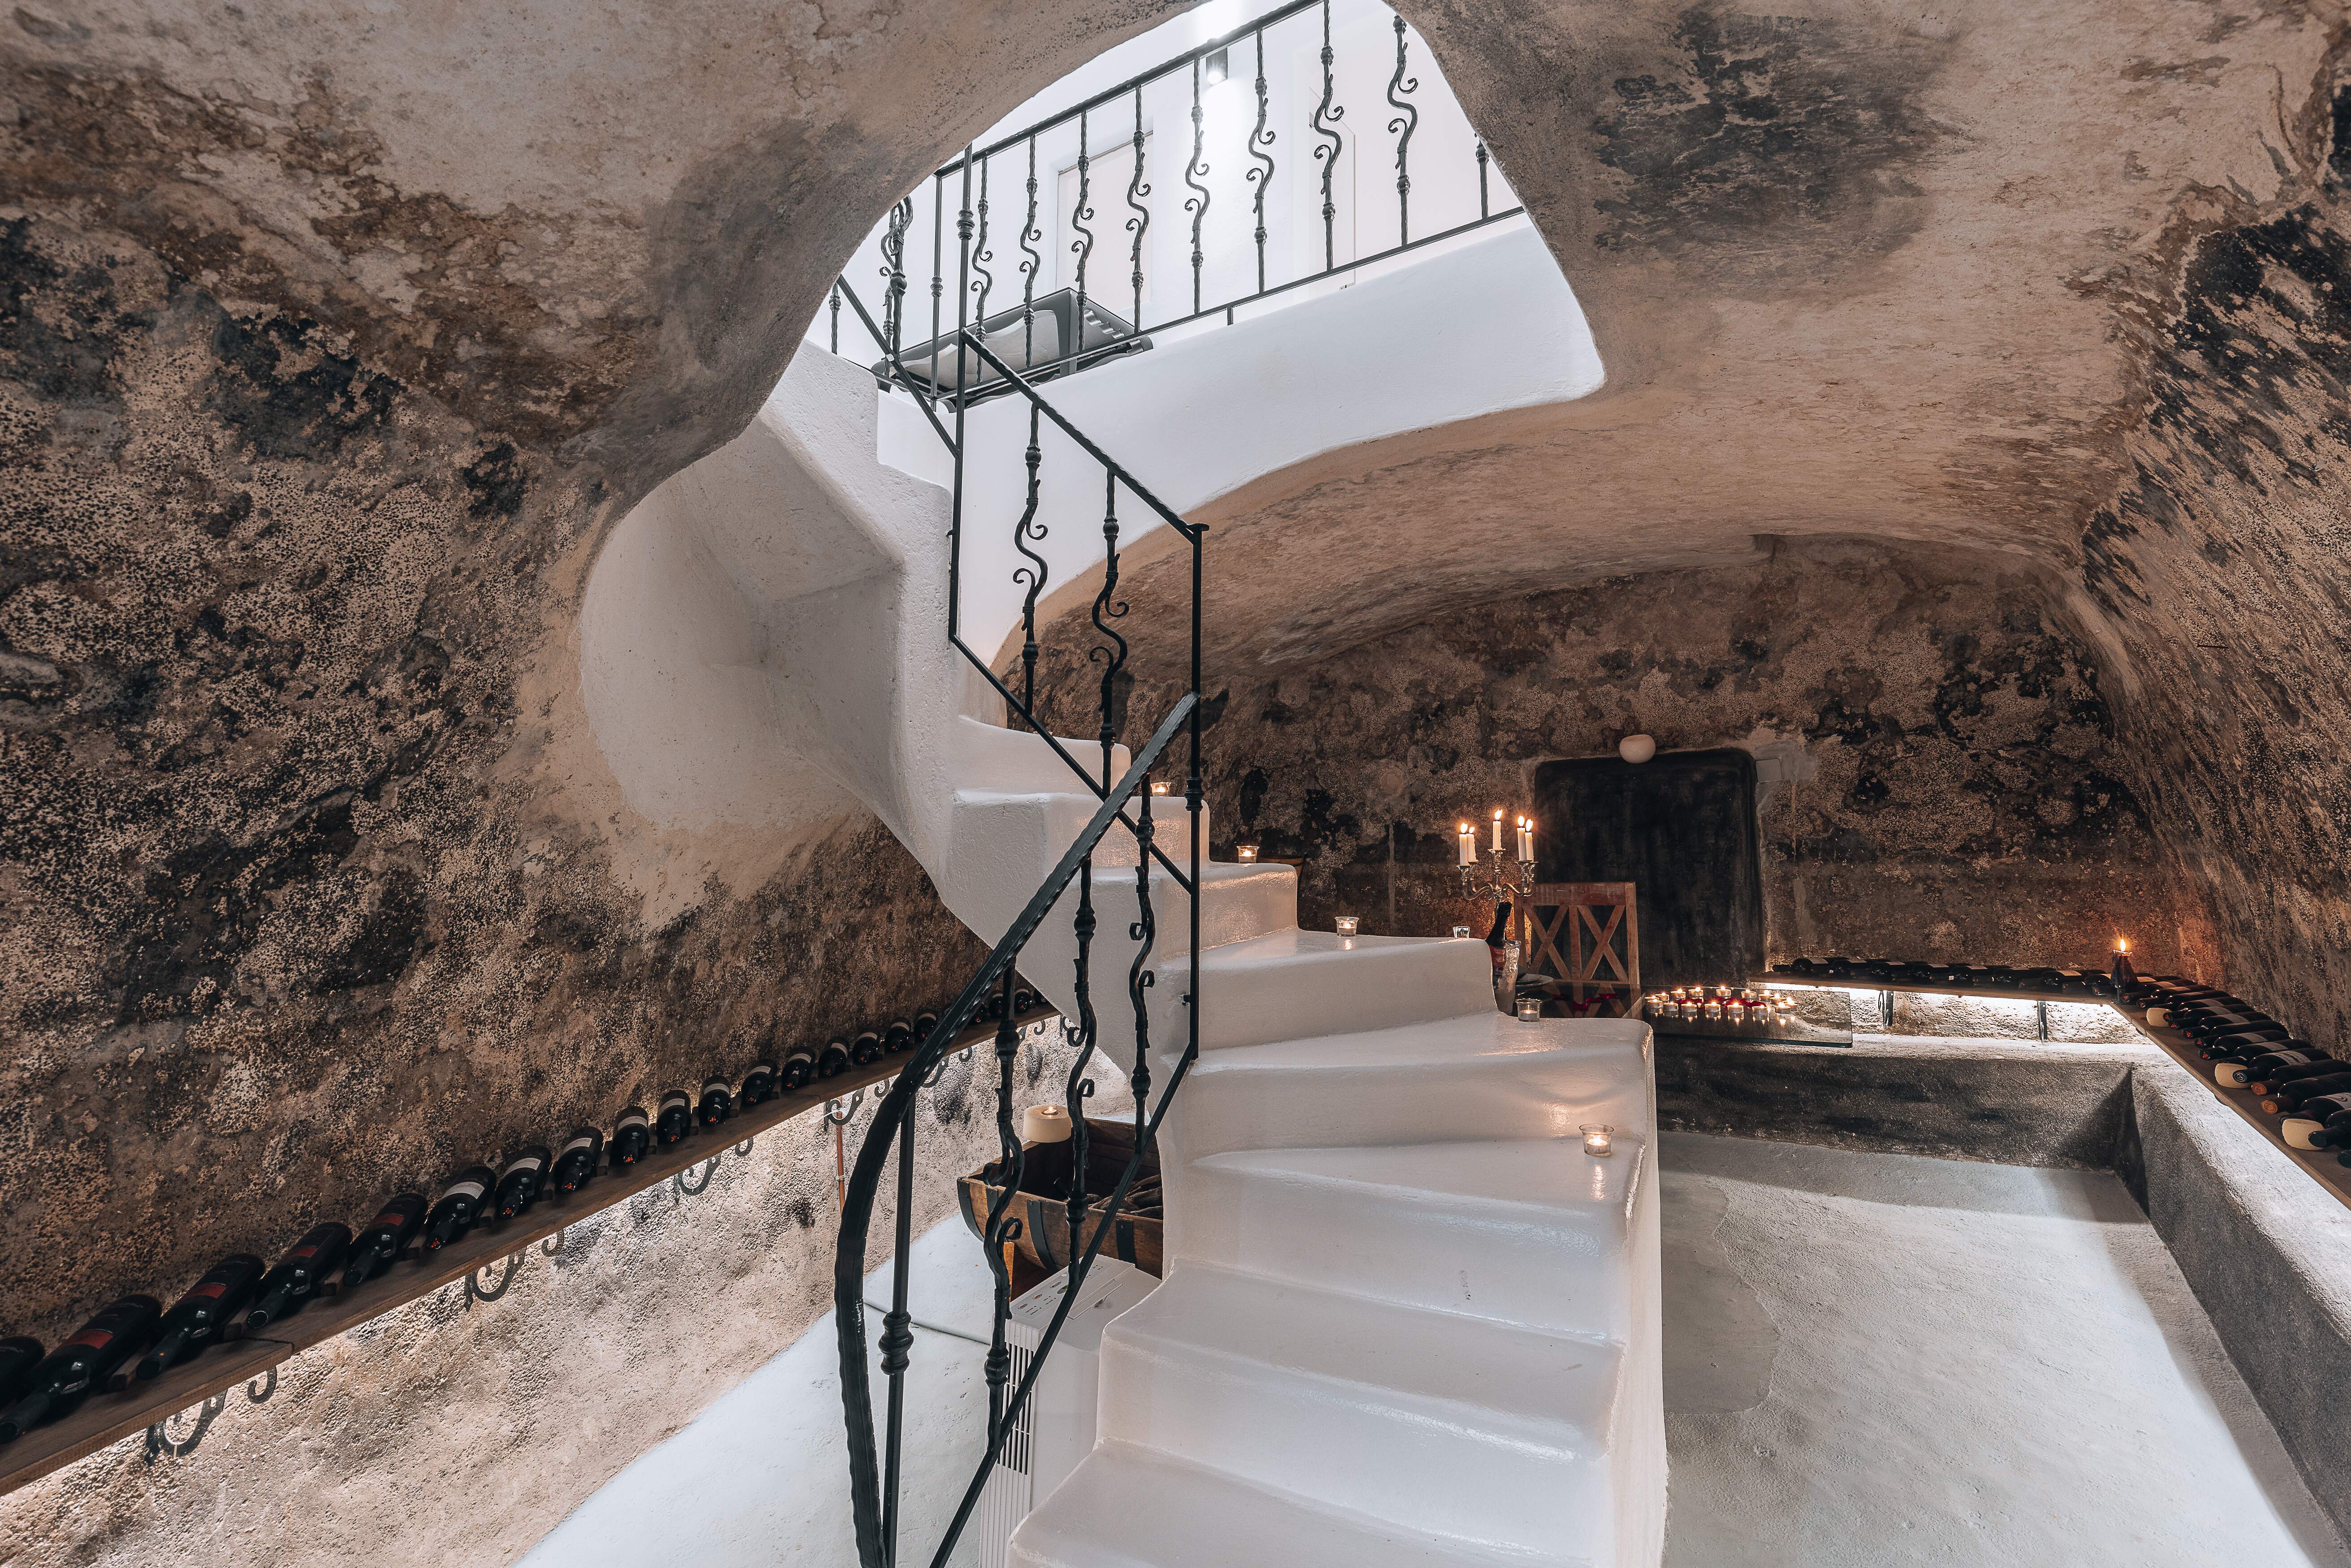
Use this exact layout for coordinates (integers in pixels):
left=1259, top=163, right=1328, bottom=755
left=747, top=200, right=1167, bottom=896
left=1034, top=537, right=2217, bottom=978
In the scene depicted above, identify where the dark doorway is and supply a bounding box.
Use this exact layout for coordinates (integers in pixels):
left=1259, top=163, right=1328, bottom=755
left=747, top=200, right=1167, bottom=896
left=1531, top=749, right=1764, bottom=992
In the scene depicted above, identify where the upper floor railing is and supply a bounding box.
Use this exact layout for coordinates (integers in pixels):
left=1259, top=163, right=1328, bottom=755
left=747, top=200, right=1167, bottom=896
left=824, top=0, right=1523, bottom=406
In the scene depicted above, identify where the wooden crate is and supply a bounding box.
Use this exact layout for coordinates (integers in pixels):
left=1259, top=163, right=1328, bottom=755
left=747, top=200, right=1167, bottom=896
left=957, top=1117, right=1163, bottom=1277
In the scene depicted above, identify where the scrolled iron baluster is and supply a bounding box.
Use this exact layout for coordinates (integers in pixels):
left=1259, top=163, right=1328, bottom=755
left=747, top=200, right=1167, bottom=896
left=879, top=1091, right=918, bottom=1559
left=980, top=971, right=1028, bottom=1443
left=1127, top=785, right=1158, bottom=1139
left=1072, top=111, right=1094, bottom=341
left=1089, top=473, right=1130, bottom=773
left=1184, top=60, right=1210, bottom=316
left=1126, top=86, right=1151, bottom=333
left=1477, top=139, right=1491, bottom=220
left=1019, top=138, right=1041, bottom=368
left=1065, top=864, right=1100, bottom=1243
left=829, top=281, right=842, bottom=355
left=1010, top=405, right=1048, bottom=724
left=1311, top=0, right=1345, bottom=274
left=970, top=156, right=994, bottom=337
left=1247, top=30, right=1275, bottom=295
left=879, top=196, right=912, bottom=370
left=1387, top=15, right=1419, bottom=247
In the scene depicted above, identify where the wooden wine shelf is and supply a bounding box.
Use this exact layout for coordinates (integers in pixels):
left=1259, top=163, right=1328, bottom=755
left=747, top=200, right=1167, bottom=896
left=0, top=1008, right=1061, bottom=1501
left=1750, top=974, right=2114, bottom=1007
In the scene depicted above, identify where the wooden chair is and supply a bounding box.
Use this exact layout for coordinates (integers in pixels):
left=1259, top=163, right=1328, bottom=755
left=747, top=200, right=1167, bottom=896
left=1519, top=883, right=1640, bottom=1017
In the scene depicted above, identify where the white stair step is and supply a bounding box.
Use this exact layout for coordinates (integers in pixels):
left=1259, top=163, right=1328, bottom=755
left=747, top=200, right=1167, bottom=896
left=1183, top=1137, right=1648, bottom=1338
left=945, top=715, right=1131, bottom=796
left=1180, top=1014, right=1652, bottom=1152
left=1192, top=929, right=1495, bottom=1051
left=1009, top=1442, right=1587, bottom=1568
left=950, top=786, right=1212, bottom=872
left=1097, top=1264, right=1622, bottom=1555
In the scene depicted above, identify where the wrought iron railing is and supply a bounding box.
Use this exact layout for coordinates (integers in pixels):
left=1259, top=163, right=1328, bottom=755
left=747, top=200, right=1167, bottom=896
left=829, top=129, right=1209, bottom=1563
left=825, top=0, right=1524, bottom=404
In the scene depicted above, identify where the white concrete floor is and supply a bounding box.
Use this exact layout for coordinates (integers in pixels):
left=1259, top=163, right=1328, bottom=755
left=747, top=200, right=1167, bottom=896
left=526, top=1137, right=2350, bottom=1567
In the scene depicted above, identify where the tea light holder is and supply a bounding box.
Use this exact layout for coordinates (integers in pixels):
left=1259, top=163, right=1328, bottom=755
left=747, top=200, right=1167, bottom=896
left=1516, top=997, right=1543, bottom=1024
left=1334, top=915, right=1360, bottom=937
left=1451, top=925, right=1472, bottom=939
left=1150, top=781, right=1171, bottom=797
left=1235, top=842, right=1259, bottom=862
left=1581, top=1124, right=1615, bottom=1157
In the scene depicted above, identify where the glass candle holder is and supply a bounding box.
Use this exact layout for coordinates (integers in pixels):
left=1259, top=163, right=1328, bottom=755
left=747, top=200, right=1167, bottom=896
left=1452, top=925, right=1472, bottom=939
left=1704, top=999, right=1723, bottom=1020
left=1581, top=1124, right=1615, bottom=1157
left=1334, top=915, right=1359, bottom=937
left=1517, top=997, right=1542, bottom=1023
left=1150, top=781, right=1170, bottom=797
left=1235, top=843, right=1259, bottom=862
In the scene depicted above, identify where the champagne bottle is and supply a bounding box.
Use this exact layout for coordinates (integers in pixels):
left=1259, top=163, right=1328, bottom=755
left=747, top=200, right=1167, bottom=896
left=738, top=1064, right=778, bottom=1108
left=2261, top=1075, right=2351, bottom=1115
left=884, top=1019, right=914, bottom=1054
left=492, top=1146, right=552, bottom=1222
left=549, top=1128, right=604, bottom=1193
left=780, top=1044, right=817, bottom=1092
left=123, top=1255, right=263, bottom=1385
left=608, top=1108, right=651, bottom=1169
left=696, top=1079, right=734, bottom=1127
left=242, top=1223, right=352, bottom=1331
left=341, top=1193, right=427, bottom=1290
left=0, top=1297, right=160, bottom=1440
left=655, top=1090, right=694, bottom=1146
left=816, top=1040, right=850, bottom=1080
left=421, top=1167, right=495, bottom=1252
left=850, top=1030, right=883, bottom=1067
left=0, top=1338, right=41, bottom=1413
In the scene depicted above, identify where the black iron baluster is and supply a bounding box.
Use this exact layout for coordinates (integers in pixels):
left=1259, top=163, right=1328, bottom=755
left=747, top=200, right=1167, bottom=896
left=878, top=1103, right=915, bottom=1568
left=1065, top=862, right=1099, bottom=1242
left=1247, top=30, right=1274, bottom=295
left=1126, top=86, right=1150, bottom=334
left=970, top=157, right=994, bottom=351
left=1073, top=110, right=1093, bottom=347
left=880, top=196, right=912, bottom=376
left=1091, top=472, right=1129, bottom=773
left=1187, top=525, right=1204, bottom=1076
left=1387, top=15, right=1419, bottom=248
left=1020, top=137, right=1042, bottom=368
left=929, top=173, right=947, bottom=393
left=1011, top=406, right=1047, bottom=724
left=1127, top=784, right=1157, bottom=1143
left=1477, top=139, right=1490, bottom=220
left=1311, top=0, right=1344, bottom=274
left=981, top=969, right=1027, bottom=1443
left=830, top=280, right=842, bottom=355
left=1184, top=59, right=1210, bottom=316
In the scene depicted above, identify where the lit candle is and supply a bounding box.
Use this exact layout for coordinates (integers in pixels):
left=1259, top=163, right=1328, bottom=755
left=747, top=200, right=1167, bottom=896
left=1517, top=815, right=1533, bottom=863
left=1491, top=808, right=1504, bottom=853
left=1150, top=781, right=1169, bottom=796
left=1457, top=821, right=1475, bottom=867
left=1236, top=842, right=1258, bottom=862
left=1581, top=1124, right=1614, bottom=1157
left=1334, top=915, right=1359, bottom=938
left=1516, top=997, right=1542, bottom=1023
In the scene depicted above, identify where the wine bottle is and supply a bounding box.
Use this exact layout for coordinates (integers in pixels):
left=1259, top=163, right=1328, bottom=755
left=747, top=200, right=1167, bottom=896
left=915, top=1010, right=940, bottom=1037
left=421, top=1167, right=495, bottom=1252
left=850, top=1031, right=883, bottom=1067
left=655, top=1090, right=694, bottom=1146
left=1013, top=987, right=1038, bottom=1015
left=242, top=1223, right=352, bottom=1332
left=780, top=1044, right=817, bottom=1092
left=884, top=1019, right=914, bottom=1054
left=0, top=1338, right=41, bottom=1413
left=0, top=1297, right=160, bottom=1440
left=696, top=1079, right=733, bottom=1127
left=738, top=1064, right=778, bottom=1108
left=493, top=1146, right=552, bottom=1222
left=2222, top=1049, right=2326, bottom=1089
left=2204, top=1030, right=2301, bottom=1059
left=2261, top=1075, right=2351, bottom=1115
left=122, top=1255, right=263, bottom=1386
left=2281, top=1095, right=2351, bottom=1148
left=2308, top=1116, right=2351, bottom=1149
left=549, top=1128, right=604, bottom=1193
left=341, top=1193, right=427, bottom=1290
left=608, top=1109, right=651, bottom=1170
left=1484, top=901, right=1513, bottom=976
left=816, top=1039, right=850, bottom=1080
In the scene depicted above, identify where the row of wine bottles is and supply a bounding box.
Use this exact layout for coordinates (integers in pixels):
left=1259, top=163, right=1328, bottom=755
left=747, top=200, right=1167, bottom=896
left=1770, top=956, right=2118, bottom=997
left=0, top=988, right=1062, bottom=1448
left=2149, top=980, right=2351, bottom=1158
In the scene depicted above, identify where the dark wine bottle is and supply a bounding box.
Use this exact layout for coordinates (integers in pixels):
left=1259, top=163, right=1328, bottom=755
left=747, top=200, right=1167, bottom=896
left=655, top=1090, right=694, bottom=1146
left=608, top=1108, right=651, bottom=1169
left=421, top=1167, right=495, bottom=1251
left=2261, top=1075, right=2351, bottom=1115
left=0, top=1338, right=41, bottom=1413
left=696, top=1079, right=734, bottom=1127
left=242, top=1223, right=352, bottom=1332
left=915, top=1009, right=940, bottom=1037
left=780, top=1044, right=817, bottom=1091
left=1013, top=987, right=1039, bottom=1015
left=738, top=1064, right=778, bottom=1108
left=549, top=1128, right=604, bottom=1193
left=2281, top=1095, right=2351, bottom=1148
left=341, top=1193, right=427, bottom=1290
left=850, top=1031, right=883, bottom=1067
left=0, top=1297, right=160, bottom=1440
left=1484, top=901, right=1514, bottom=978
left=884, top=1019, right=914, bottom=1054
left=2223, top=1050, right=2326, bottom=1090
left=2205, top=1031, right=2304, bottom=1059
left=122, top=1254, right=263, bottom=1386
left=493, top=1146, right=552, bottom=1222
left=816, top=1039, right=850, bottom=1080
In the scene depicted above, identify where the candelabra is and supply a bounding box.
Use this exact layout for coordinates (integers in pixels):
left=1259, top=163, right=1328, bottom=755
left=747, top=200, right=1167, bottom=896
left=1456, top=808, right=1538, bottom=903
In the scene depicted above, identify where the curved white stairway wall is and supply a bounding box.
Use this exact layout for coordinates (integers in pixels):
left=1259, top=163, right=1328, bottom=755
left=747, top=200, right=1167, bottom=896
left=580, top=336, right=1661, bottom=1565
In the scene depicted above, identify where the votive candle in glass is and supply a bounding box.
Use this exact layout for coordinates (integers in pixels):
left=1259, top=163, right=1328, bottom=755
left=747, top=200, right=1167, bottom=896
left=1581, top=1124, right=1615, bottom=1157
left=1517, top=997, right=1542, bottom=1023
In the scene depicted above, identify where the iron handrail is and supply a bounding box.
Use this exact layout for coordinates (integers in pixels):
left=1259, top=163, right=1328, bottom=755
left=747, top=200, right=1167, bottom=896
left=834, top=693, right=1197, bottom=1568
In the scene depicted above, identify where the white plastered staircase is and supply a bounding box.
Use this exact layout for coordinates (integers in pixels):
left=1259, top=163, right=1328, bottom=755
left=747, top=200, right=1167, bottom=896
left=580, top=344, right=1665, bottom=1567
